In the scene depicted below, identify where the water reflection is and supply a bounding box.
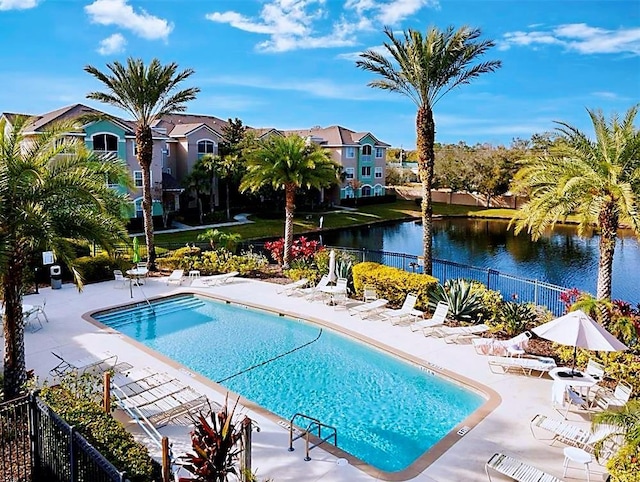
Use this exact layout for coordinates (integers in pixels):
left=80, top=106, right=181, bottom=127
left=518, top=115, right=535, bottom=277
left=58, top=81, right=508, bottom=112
left=322, top=219, right=639, bottom=304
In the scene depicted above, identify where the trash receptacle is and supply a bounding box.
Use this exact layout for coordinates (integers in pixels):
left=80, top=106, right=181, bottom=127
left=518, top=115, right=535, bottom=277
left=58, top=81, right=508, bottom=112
left=50, top=265, right=62, bottom=290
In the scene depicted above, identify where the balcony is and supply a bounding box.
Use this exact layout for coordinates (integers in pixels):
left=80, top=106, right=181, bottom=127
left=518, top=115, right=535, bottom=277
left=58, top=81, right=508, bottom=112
left=360, top=155, right=372, bottom=163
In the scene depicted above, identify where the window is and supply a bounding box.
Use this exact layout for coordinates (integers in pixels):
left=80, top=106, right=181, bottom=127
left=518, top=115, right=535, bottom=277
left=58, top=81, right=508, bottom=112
left=197, top=140, right=215, bottom=156
left=375, top=147, right=384, bottom=158
left=133, top=171, right=143, bottom=188
left=361, top=166, right=371, bottom=177
left=362, top=186, right=372, bottom=196
left=134, top=199, right=143, bottom=218
left=375, top=167, right=383, bottom=178
left=362, top=145, right=372, bottom=156
left=345, top=167, right=355, bottom=180
left=374, top=185, right=384, bottom=196
left=345, top=147, right=355, bottom=158
left=92, top=133, right=118, bottom=152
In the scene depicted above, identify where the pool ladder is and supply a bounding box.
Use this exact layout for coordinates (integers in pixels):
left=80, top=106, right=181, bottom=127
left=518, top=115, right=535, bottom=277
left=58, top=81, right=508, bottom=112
left=287, top=413, right=337, bottom=461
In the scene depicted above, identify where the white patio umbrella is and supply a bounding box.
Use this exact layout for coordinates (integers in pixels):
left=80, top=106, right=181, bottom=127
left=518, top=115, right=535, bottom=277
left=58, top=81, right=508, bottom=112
left=328, top=249, right=337, bottom=284
left=532, top=309, right=628, bottom=374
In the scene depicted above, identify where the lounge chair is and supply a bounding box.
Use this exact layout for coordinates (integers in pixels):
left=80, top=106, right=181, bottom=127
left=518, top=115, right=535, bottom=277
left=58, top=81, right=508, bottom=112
left=362, top=285, right=378, bottom=303
left=300, top=275, right=330, bottom=302
left=472, top=331, right=532, bottom=357
left=330, top=278, right=349, bottom=307
left=409, top=301, right=448, bottom=335
left=432, top=323, right=490, bottom=343
left=487, top=355, right=557, bottom=377
left=591, top=380, right=632, bottom=411
left=348, top=298, right=389, bottom=319
left=381, top=293, right=423, bottom=325
left=486, top=452, right=562, bottom=482
left=49, top=350, right=130, bottom=377
left=191, top=271, right=239, bottom=287
left=276, top=278, right=309, bottom=296
left=529, top=413, right=617, bottom=458
left=166, top=269, right=185, bottom=286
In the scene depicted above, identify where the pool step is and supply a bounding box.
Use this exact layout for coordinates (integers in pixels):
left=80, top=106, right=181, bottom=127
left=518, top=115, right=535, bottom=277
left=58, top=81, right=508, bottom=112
left=95, top=295, right=205, bottom=328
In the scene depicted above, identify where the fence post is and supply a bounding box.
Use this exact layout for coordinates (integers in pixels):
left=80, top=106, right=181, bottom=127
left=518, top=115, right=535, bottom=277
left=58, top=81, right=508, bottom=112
left=103, top=372, right=111, bottom=413
left=162, top=436, right=171, bottom=482
left=29, top=393, right=39, bottom=476
left=534, top=279, right=539, bottom=306
left=362, top=248, right=366, bottom=263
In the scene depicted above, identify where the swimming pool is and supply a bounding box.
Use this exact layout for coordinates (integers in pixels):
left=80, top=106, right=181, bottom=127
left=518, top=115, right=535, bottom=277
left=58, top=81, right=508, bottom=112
left=93, top=294, right=486, bottom=474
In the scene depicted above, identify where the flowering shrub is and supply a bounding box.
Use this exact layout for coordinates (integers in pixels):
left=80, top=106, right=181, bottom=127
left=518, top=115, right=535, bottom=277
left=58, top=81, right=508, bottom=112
left=559, top=287, right=581, bottom=312
left=264, top=237, right=323, bottom=264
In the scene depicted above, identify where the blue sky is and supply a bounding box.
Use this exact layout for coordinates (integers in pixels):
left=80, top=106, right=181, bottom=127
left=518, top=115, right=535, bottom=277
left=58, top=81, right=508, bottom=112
left=0, top=0, right=638, bottom=148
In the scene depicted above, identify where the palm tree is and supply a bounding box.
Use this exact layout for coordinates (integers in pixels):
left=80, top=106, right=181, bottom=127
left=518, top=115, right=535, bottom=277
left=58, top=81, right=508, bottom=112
left=85, top=58, right=200, bottom=270
left=511, top=106, right=640, bottom=301
left=240, top=135, right=340, bottom=267
left=0, top=116, right=130, bottom=400
left=356, top=26, right=501, bottom=275
left=591, top=400, right=640, bottom=461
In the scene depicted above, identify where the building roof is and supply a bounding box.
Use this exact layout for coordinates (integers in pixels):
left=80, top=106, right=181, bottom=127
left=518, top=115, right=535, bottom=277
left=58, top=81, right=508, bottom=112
left=162, top=172, right=183, bottom=192
left=283, top=125, right=390, bottom=147
left=154, top=113, right=229, bottom=137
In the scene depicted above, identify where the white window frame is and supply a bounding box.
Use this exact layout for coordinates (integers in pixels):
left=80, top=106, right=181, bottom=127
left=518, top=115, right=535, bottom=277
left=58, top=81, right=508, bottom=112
left=361, top=166, right=371, bottom=177
left=92, top=133, right=118, bottom=152
left=133, top=171, right=143, bottom=188
left=362, top=144, right=372, bottom=156
left=375, top=147, right=384, bottom=158
left=374, top=167, right=383, bottom=179
left=345, top=147, right=355, bottom=159
left=197, top=139, right=215, bottom=155
left=345, top=167, right=355, bottom=180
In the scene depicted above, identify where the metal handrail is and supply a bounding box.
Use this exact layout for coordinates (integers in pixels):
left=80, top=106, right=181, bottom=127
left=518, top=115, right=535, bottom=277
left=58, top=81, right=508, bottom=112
left=288, top=413, right=337, bottom=461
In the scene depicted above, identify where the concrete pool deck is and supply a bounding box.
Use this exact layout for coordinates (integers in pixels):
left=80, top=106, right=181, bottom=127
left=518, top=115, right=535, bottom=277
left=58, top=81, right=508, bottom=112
left=14, top=277, right=608, bottom=481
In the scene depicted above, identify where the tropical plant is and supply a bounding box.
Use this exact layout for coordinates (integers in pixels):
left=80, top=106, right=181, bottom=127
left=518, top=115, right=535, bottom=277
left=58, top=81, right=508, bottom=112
left=184, top=162, right=210, bottom=225
left=216, top=118, right=248, bottom=220
left=85, top=57, right=200, bottom=270
left=240, top=135, right=340, bottom=268
left=197, top=229, right=242, bottom=252
left=495, top=301, right=539, bottom=336
left=0, top=116, right=130, bottom=400
left=431, top=279, right=484, bottom=322
left=179, top=396, right=251, bottom=482
left=511, top=105, right=640, bottom=301
left=356, top=25, right=501, bottom=274
left=264, top=237, right=323, bottom=265
left=591, top=400, right=640, bottom=477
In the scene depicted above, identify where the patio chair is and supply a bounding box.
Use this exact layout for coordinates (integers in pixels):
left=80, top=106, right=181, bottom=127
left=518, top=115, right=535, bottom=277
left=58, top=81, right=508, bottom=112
left=348, top=298, right=389, bottom=319
left=554, top=385, right=591, bottom=419
left=192, top=271, right=239, bottom=288
left=23, top=307, right=43, bottom=332
left=331, top=278, right=349, bottom=307
left=529, top=413, right=618, bottom=458
left=381, top=293, right=423, bottom=325
left=485, top=452, right=562, bottom=482
left=585, top=359, right=605, bottom=382
left=472, top=331, right=532, bottom=357
left=299, top=275, right=330, bottom=302
left=409, top=301, right=448, bottom=335
left=113, top=269, right=128, bottom=289
left=362, top=286, right=378, bottom=303
left=32, top=298, right=49, bottom=323
left=591, top=380, right=632, bottom=411
left=488, top=355, right=557, bottom=377
left=166, top=269, right=185, bottom=286
left=276, top=278, right=309, bottom=296
left=433, top=323, right=490, bottom=343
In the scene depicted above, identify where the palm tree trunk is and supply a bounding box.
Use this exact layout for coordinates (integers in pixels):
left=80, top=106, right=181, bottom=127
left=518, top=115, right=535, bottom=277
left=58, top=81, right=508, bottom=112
left=283, top=184, right=296, bottom=268
left=596, top=204, right=619, bottom=301
left=416, top=105, right=435, bottom=275
left=226, top=183, right=231, bottom=221
left=2, top=252, right=26, bottom=401
left=136, top=126, right=157, bottom=271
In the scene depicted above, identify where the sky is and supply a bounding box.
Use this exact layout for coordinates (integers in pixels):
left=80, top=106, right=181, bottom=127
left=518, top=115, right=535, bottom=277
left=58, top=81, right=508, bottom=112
left=0, top=0, right=638, bottom=148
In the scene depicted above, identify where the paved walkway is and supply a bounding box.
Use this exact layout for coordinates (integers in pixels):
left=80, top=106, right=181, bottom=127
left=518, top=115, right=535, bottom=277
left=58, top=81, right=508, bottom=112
left=128, top=213, right=254, bottom=237
left=15, top=278, right=607, bottom=481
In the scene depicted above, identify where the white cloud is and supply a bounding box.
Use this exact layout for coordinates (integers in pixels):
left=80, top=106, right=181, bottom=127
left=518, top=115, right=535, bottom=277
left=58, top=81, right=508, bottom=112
left=501, top=23, right=640, bottom=55
left=206, top=0, right=436, bottom=53
left=0, top=0, right=37, bottom=10
left=85, top=0, right=173, bottom=41
left=97, top=33, right=127, bottom=55
left=337, top=44, right=388, bottom=61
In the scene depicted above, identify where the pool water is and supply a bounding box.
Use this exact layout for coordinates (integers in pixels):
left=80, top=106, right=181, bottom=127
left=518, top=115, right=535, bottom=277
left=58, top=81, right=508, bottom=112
left=94, top=294, right=484, bottom=473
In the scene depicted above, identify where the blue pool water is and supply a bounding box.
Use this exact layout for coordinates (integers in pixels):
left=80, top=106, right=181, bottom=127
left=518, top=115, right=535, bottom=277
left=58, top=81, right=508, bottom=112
left=94, top=294, right=484, bottom=473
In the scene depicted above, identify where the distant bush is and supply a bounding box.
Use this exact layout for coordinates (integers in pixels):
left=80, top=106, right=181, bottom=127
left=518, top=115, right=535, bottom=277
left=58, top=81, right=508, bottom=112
left=73, top=255, right=131, bottom=283
left=157, top=247, right=268, bottom=276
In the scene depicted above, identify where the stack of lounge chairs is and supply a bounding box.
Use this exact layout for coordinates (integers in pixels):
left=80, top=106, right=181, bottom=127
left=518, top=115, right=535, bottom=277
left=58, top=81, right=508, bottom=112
left=190, top=271, right=239, bottom=288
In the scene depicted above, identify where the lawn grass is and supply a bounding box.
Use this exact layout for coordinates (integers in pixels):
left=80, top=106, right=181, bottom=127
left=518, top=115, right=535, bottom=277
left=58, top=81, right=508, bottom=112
left=152, top=199, right=520, bottom=245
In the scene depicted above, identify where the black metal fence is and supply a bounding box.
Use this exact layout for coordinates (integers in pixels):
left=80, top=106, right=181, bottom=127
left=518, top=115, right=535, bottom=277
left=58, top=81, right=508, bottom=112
left=0, top=394, right=127, bottom=482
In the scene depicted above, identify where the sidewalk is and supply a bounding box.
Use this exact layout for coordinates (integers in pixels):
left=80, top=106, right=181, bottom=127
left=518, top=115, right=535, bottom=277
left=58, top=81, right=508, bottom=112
left=128, top=213, right=253, bottom=237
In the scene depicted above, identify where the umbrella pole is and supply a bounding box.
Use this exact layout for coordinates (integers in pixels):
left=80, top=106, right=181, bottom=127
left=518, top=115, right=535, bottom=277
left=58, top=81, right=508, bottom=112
left=572, top=345, right=578, bottom=375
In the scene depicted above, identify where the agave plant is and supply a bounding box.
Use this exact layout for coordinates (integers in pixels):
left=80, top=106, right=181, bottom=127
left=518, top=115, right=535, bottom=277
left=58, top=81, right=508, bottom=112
left=179, top=396, right=252, bottom=482
left=497, top=301, right=538, bottom=336
left=431, top=279, right=484, bottom=322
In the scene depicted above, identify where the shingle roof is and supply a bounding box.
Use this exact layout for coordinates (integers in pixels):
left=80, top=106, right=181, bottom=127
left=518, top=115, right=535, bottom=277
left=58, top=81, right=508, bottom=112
left=282, top=125, right=390, bottom=147
left=154, top=113, right=229, bottom=137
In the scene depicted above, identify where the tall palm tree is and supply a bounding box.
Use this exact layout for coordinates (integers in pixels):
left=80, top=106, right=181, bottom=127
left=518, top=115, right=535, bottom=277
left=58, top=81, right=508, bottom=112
left=0, top=116, right=130, bottom=400
left=511, top=106, right=640, bottom=301
left=85, top=58, right=200, bottom=270
left=356, top=26, right=501, bottom=274
left=240, top=135, right=340, bottom=267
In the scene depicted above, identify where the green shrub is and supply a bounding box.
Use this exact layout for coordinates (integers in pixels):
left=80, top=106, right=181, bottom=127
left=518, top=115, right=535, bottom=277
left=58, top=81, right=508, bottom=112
left=40, top=378, right=161, bottom=482
left=157, top=247, right=268, bottom=276
left=606, top=442, right=640, bottom=482
left=493, top=301, right=539, bottom=336
left=74, top=255, right=131, bottom=283
left=352, top=262, right=438, bottom=309
left=471, top=284, right=503, bottom=324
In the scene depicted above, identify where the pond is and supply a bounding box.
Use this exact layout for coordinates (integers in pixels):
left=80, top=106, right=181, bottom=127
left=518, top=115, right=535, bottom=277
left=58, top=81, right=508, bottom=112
left=320, top=218, right=640, bottom=305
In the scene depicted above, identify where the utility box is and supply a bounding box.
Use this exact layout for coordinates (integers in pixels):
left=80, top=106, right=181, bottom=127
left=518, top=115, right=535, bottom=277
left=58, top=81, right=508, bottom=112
left=50, top=265, right=62, bottom=290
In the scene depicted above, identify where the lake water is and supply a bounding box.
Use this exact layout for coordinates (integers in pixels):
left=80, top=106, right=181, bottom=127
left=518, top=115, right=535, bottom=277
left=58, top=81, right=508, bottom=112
left=321, top=218, right=640, bottom=305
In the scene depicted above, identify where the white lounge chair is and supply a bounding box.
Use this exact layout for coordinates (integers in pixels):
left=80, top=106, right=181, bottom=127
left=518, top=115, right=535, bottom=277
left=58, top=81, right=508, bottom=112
left=362, top=285, right=378, bottom=303
left=591, top=380, right=632, bottom=410
left=348, top=299, right=389, bottom=319
left=300, top=275, right=330, bottom=302
left=487, top=355, right=557, bottom=377
left=381, top=293, right=423, bottom=325
left=49, top=350, right=129, bottom=377
left=486, top=452, right=562, bottom=482
left=191, top=271, right=239, bottom=288
left=433, top=323, right=490, bottom=343
left=166, top=269, right=185, bottom=286
left=276, top=278, right=309, bottom=296
left=472, top=331, right=532, bottom=356
left=409, top=301, right=448, bottom=335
